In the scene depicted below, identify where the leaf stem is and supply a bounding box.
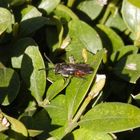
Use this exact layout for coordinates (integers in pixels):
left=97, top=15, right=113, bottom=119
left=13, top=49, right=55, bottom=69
left=100, top=3, right=113, bottom=24
left=72, top=95, right=93, bottom=123
left=67, top=0, right=76, bottom=7
left=100, top=0, right=120, bottom=24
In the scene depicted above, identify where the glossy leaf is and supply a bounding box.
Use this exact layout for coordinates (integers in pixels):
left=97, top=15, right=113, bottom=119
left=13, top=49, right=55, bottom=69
left=66, top=49, right=105, bottom=120
left=77, top=0, right=103, bottom=20
left=38, top=0, right=60, bottom=14
left=0, top=133, right=9, bottom=139
left=3, top=114, right=28, bottom=140
left=0, top=7, right=13, bottom=35
left=71, top=128, right=113, bottom=140
left=28, top=129, right=43, bottom=137
left=45, top=95, right=67, bottom=126
left=21, top=42, right=46, bottom=103
left=105, top=12, right=127, bottom=32
left=21, top=5, right=42, bottom=21
left=0, top=67, right=20, bottom=106
left=122, top=0, right=140, bottom=33
left=128, top=0, right=140, bottom=8
left=46, top=78, right=70, bottom=101
left=79, top=103, right=140, bottom=133
left=111, top=45, right=138, bottom=62
left=114, top=54, right=140, bottom=83
left=9, top=0, right=26, bottom=6
left=49, top=126, right=66, bottom=140
left=20, top=17, right=48, bottom=37
left=68, top=19, right=102, bottom=54
left=11, top=38, right=36, bottom=68
left=97, top=24, right=124, bottom=54
left=54, top=4, right=78, bottom=21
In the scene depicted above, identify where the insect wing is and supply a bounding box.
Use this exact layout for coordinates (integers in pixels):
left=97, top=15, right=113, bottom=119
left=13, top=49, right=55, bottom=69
left=72, top=64, right=93, bottom=74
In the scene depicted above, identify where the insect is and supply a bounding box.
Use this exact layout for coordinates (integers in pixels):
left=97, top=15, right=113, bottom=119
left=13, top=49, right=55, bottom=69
left=41, top=53, right=93, bottom=77
left=55, top=63, right=93, bottom=77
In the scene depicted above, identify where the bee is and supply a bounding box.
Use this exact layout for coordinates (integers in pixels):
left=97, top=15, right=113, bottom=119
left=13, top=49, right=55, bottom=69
left=55, top=63, right=93, bottom=77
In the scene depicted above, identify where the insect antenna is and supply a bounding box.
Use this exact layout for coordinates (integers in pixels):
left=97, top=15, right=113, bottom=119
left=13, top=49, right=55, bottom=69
left=38, top=53, right=55, bottom=71
left=44, top=53, right=54, bottom=65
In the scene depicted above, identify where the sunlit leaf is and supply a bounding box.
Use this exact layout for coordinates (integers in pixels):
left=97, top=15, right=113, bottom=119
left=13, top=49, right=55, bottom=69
left=21, top=5, right=42, bottom=21
left=46, top=78, right=69, bottom=101
left=114, top=54, right=140, bottom=83
left=0, top=7, right=13, bottom=35
left=45, top=95, right=67, bottom=125
left=105, top=12, right=127, bottom=32
left=54, top=4, right=78, bottom=21
left=128, top=0, right=140, bottom=8
left=97, top=24, right=124, bottom=55
left=11, top=38, right=36, bottom=68
left=66, top=49, right=105, bottom=119
left=122, top=0, right=140, bottom=33
left=111, top=45, right=138, bottom=62
left=38, top=0, right=60, bottom=14
left=4, top=113, right=28, bottom=140
left=77, top=0, right=103, bottom=20
left=68, top=19, right=102, bottom=54
left=79, top=103, right=140, bottom=133
left=70, top=128, right=113, bottom=140
left=21, top=42, right=46, bottom=103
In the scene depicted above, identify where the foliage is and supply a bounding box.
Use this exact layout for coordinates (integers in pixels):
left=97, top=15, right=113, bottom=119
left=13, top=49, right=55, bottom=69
left=1, top=0, right=140, bottom=139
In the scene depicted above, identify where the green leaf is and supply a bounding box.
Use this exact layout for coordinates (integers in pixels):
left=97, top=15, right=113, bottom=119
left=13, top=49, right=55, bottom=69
left=105, top=12, right=127, bottom=32
left=38, top=0, right=60, bottom=14
left=3, top=113, right=28, bottom=140
left=71, top=128, right=113, bottom=140
left=20, top=109, right=50, bottom=137
left=114, top=54, right=140, bottom=83
left=28, top=129, right=44, bottom=137
left=122, top=0, right=140, bottom=33
left=77, top=0, right=103, bottom=20
left=49, top=126, right=66, bottom=140
left=0, top=67, right=20, bottom=106
left=0, top=133, right=9, bottom=140
left=21, top=42, right=46, bottom=103
left=128, top=0, right=140, bottom=8
left=11, top=37, right=36, bottom=69
left=20, top=16, right=47, bottom=37
left=79, top=103, right=140, bottom=133
left=0, top=7, right=13, bottom=35
left=45, top=95, right=67, bottom=126
left=111, top=45, right=138, bottom=62
left=54, top=4, right=79, bottom=21
left=68, top=19, right=102, bottom=54
left=97, top=24, right=124, bottom=55
left=9, top=0, right=26, bottom=6
left=21, top=5, right=42, bottom=21
left=46, top=78, right=70, bottom=101
left=66, top=49, right=105, bottom=119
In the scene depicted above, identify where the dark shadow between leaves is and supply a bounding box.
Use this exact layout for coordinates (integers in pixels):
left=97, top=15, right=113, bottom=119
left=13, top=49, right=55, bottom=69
left=113, top=56, right=131, bottom=82
left=21, top=53, right=33, bottom=89
left=7, top=128, right=28, bottom=140
left=116, top=127, right=140, bottom=140
left=62, top=132, right=74, bottom=140
left=95, top=27, right=113, bottom=62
